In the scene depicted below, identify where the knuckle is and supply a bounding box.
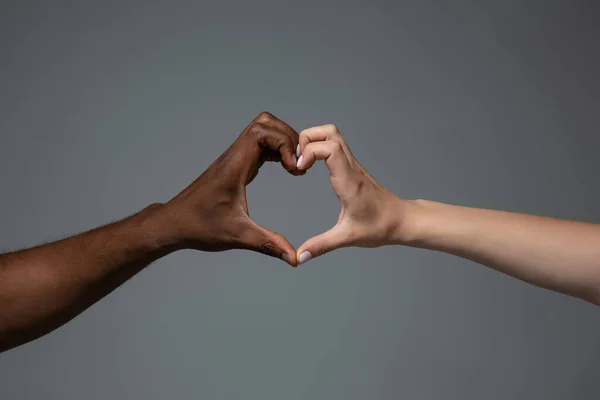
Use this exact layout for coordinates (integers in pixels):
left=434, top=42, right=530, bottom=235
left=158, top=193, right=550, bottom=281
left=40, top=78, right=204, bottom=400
left=303, top=142, right=316, bottom=155
left=281, top=135, right=293, bottom=149
left=330, top=140, right=343, bottom=153
left=256, top=111, right=274, bottom=123
left=299, top=129, right=310, bottom=138
left=318, top=241, right=329, bottom=256
left=259, top=241, right=280, bottom=257
left=324, top=124, right=339, bottom=134
left=248, top=122, right=267, bottom=137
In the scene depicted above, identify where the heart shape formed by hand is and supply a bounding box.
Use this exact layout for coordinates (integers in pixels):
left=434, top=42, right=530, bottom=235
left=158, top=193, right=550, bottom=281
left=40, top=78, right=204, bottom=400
left=293, top=124, right=402, bottom=265
left=166, top=114, right=400, bottom=268
left=165, top=112, right=305, bottom=266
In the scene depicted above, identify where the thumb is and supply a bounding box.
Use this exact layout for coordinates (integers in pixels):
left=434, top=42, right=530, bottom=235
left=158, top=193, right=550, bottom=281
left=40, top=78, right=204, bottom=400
left=296, top=225, right=349, bottom=265
left=239, top=220, right=298, bottom=267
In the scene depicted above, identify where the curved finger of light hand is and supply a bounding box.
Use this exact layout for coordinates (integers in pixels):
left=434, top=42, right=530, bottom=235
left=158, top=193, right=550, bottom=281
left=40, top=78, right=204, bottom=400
left=296, top=141, right=352, bottom=180
left=298, top=124, right=341, bottom=152
left=296, top=226, right=348, bottom=265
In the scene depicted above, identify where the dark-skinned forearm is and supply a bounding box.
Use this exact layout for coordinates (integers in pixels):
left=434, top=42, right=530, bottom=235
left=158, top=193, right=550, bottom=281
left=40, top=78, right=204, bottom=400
left=0, top=112, right=302, bottom=351
left=0, top=203, right=176, bottom=352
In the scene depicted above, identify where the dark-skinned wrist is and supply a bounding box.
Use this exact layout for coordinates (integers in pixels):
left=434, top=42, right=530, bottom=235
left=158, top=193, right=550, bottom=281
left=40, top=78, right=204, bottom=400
left=133, top=203, right=184, bottom=257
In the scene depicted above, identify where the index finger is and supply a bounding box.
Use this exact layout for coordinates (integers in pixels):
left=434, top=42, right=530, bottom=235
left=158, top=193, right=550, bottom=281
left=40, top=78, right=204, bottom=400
left=299, top=124, right=354, bottom=162
left=253, top=112, right=304, bottom=176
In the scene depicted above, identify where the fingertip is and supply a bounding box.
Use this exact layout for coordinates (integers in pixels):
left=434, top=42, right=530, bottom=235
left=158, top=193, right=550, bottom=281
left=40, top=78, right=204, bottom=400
left=247, top=221, right=297, bottom=265
left=296, top=143, right=300, bottom=158
left=275, top=237, right=298, bottom=267
left=283, top=155, right=299, bottom=174
left=289, top=168, right=306, bottom=176
left=296, top=155, right=304, bottom=170
left=282, top=252, right=298, bottom=267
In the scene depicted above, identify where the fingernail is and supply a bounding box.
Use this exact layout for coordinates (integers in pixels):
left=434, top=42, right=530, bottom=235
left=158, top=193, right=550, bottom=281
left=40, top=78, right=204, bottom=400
left=296, top=144, right=300, bottom=158
left=298, top=251, right=312, bottom=265
left=297, top=155, right=304, bottom=169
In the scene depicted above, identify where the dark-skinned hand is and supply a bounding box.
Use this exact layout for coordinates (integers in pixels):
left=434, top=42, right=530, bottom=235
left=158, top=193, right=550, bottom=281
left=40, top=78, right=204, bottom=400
left=163, top=112, right=303, bottom=266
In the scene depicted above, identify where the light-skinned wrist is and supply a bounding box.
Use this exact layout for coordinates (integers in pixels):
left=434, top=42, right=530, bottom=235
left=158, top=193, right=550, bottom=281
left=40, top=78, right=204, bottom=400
left=389, top=198, right=438, bottom=247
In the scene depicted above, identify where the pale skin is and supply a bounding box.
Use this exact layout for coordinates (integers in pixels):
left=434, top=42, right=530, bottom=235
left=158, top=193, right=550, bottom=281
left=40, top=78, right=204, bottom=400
left=2, top=117, right=599, bottom=352
left=295, top=124, right=600, bottom=305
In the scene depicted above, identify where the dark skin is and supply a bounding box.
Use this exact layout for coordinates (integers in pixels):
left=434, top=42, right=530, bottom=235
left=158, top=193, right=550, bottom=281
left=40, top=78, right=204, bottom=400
left=0, top=112, right=302, bottom=352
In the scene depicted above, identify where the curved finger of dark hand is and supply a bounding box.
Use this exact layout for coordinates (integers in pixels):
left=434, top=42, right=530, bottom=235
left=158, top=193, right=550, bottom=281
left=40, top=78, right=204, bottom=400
left=237, top=220, right=297, bottom=267
left=249, top=123, right=298, bottom=174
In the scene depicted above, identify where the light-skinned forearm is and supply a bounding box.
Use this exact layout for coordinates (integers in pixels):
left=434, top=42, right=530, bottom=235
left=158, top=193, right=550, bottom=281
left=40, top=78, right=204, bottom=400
left=293, top=124, right=600, bottom=305
left=397, top=199, right=600, bottom=305
left=0, top=203, right=175, bottom=351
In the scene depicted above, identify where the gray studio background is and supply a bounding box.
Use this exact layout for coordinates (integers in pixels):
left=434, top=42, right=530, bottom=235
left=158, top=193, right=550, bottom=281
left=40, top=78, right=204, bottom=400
left=1, top=1, right=599, bottom=399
